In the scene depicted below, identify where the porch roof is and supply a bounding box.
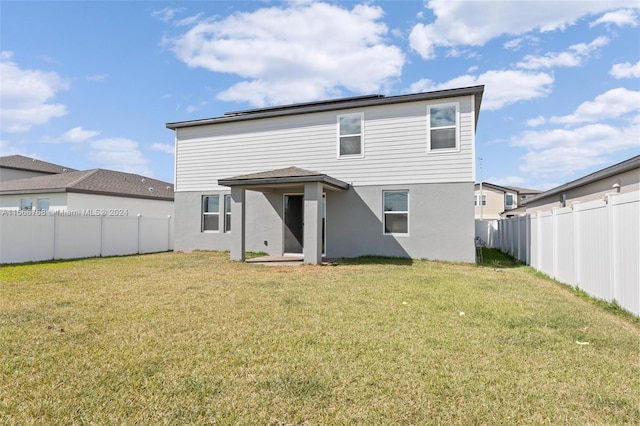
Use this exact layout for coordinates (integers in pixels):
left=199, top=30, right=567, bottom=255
left=218, top=166, right=349, bottom=191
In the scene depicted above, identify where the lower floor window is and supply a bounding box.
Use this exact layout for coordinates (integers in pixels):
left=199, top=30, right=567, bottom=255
left=383, top=191, right=408, bottom=234
left=202, top=195, right=220, bottom=231
left=224, top=194, right=231, bottom=233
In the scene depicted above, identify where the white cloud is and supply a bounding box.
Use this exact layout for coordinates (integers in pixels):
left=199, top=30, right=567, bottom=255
left=549, top=88, right=640, bottom=125
left=590, top=9, right=638, bottom=27
left=152, top=7, right=184, bottom=23
left=610, top=60, right=640, bottom=79
left=409, top=69, right=553, bottom=111
left=148, top=143, right=175, bottom=155
left=409, top=1, right=638, bottom=59
left=516, top=36, right=610, bottom=70
left=166, top=2, right=404, bottom=107
left=88, top=138, right=153, bottom=176
left=488, top=176, right=525, bottom=187
left=0, top=51, right=69, bottom=133
left=512, top=123, right=639, bottom=177
left=526, top=116, right=546, bottom=127
left=48, top=126, right=100, bottom=144
left=86, top=73, right=109, bottom=82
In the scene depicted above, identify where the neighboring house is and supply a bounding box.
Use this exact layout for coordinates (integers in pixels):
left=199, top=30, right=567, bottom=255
left=166, top=85, right=484, bottom=264
left=513, top=155, right=640, bottom=213
left=474, top=182, right=540, bottom=219
left=0, top=154, right=77, bottom=181
left=0, top=167, right=174, bottom=217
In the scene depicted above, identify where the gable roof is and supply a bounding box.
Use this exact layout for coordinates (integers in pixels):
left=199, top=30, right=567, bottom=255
left=475, top=182, right=540, bottom=195
left=0, top=169, right=174, bottom=201
left=0, top=155, right=76, bottom=174
left=167, top=85, right=484, bottom=130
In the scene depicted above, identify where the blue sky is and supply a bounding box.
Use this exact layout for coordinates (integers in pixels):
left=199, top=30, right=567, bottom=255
left=1, top=0, right=638, bottom=190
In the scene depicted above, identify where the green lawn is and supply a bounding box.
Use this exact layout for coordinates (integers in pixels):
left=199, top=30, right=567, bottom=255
left=1, top=251, right=638, bottom=425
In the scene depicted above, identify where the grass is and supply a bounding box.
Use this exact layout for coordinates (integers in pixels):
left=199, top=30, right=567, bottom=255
left=1, top=251, right=638, bottom=425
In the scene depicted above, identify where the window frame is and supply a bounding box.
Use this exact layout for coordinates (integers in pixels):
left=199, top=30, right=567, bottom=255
left=474, top=194, right=487, bottom=206
left=427, top=102, right=460, bottom=153
left=223, top=194, right=231, bottom=233
left=337, top=112, right=364, bottom=158
left=383, top=190, right=409, bottom=236
left=37, top=197, right=50, bottom=211
left=505, top=193, right=515, bottom=208
left=20, top=198, right=33, bottom=211
left=202, top=195, right=220, bottom=232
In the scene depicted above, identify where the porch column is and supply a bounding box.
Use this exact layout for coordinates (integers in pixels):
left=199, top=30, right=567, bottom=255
left=230, top=187, right=245, bottom=261
left=303, top=181, right=323, bottom=265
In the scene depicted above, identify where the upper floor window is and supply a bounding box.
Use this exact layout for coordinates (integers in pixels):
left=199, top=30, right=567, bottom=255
left=383, top=191, right=409, bottom=235
left=202, top=195, right=220, bottom=232
left=428, top=103, right=459, bottom=152
left=20, top=198, right=33, bottom=211
left=505, top=193, right=515, bottom=208
left=338, top=113, right=363, bottom=157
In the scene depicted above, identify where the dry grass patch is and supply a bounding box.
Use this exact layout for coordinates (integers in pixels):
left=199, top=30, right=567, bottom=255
left=1, top=251, right=638, bottom=424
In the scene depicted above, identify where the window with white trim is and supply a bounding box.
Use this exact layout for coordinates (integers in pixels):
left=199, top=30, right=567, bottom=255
left=474, top=194, right=487, bottom=206
left=224, top=194, right=231, bottom=233
left=428, top=103, right=459, bottom=152
left=383, top=191, right=408, bottom=235
left=20, top=198, right=33, bottom=211
left=202, top=195, right=220, bottom=232
left=505, top=193, right=515, bottom=208
left=338, top=113, right=363, bottom=157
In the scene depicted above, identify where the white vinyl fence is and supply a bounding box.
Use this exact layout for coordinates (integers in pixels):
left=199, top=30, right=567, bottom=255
left=485, top=191, right=639, bottom=316
left=0, top=214, right=174, bottom=264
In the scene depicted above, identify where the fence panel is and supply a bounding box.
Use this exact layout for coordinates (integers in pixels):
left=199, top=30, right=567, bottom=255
left=554, top=207, right=575, bottom=286
left=139, top=216, right=172, bottom=254
left=102, top=216, right=139, bottom=257
left=611, top=193, right=639, bottom=315
left=495, top=192, right=639, bottom=316
left=0, top=214, right=173, bottom=264
left=0, top=215, right=55, bottom=263
left=538, top=211, right=554, bottom=279
left=55, top=216, right=102, bottom=260
left=575, top=201, right=611, bottom=300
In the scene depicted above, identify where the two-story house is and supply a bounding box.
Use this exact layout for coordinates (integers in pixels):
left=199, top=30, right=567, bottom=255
left=474, top=182, right=540, bottom=220
left=166, top=86, right=484, bottom=264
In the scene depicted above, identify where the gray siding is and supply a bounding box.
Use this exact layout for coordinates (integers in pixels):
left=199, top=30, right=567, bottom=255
left=175, top=95, right=476, bottom=192
left=175, top=182, right=475, bottom=262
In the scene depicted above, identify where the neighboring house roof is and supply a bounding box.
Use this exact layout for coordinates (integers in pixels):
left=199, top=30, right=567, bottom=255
left=0, top=155, right=76, bottom=174
left=523, top=155, right=640, bottom=205
left=167, top=85, right=485, bottom=130
left=0, top=169, right=174, bottom=201
left=218, top=166, right=349, bottom=191
left=475, top=182, right=540, bottom=195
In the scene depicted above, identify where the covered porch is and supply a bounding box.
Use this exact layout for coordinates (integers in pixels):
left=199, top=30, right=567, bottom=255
left=218, top=166, right=349, bottom=265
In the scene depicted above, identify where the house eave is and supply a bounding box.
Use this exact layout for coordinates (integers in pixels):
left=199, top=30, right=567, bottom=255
left=218, top=175, right=349, bottom=191
left=524, top=155, right=640, bottom=204
left=166, top=85, right=484, bottom=130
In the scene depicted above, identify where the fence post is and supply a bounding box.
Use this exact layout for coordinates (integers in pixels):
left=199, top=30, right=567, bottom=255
left=552, top=208, right=558, bottom=280
left=137, top=214, right=142, bottom=254
left=607, top=193, right=618, bottom=303
left=167, top=215, right=172, bottom=251
left=52, top=213, right=57, bottom=260
left=100, top=215, right=105, bottom=257
left=572, top=202, right=581, bottom=289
